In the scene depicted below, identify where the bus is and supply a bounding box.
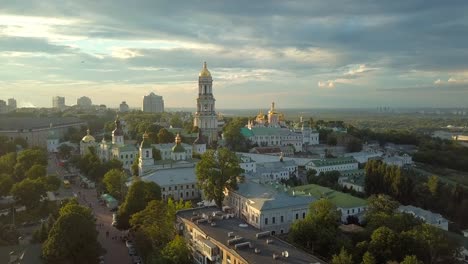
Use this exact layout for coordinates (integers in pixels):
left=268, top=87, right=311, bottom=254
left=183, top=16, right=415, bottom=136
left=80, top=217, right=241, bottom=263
left=63, top=180, right=71, bottom=188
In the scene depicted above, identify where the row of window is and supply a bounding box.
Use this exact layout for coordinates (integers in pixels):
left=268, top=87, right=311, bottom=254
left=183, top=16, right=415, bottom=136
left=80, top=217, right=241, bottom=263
left=263, top=212, right=306, bottom=225
left=162, top=191, right=196, bottom=200
left=162, top=184, right=196, bottom=191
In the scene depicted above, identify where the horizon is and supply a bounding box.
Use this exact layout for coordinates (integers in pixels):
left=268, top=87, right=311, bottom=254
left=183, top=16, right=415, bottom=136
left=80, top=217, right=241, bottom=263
left=1, top=1, right=468, bottom=108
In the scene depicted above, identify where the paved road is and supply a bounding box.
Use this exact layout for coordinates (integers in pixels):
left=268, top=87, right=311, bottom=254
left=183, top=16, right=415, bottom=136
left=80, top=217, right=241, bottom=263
left=47, top=154, right=132, bottom=264
left=73, top=185, right=132, bottom=264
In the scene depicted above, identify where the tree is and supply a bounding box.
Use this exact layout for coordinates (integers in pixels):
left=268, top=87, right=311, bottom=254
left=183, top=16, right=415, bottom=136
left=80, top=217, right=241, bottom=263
left=331, top=247, right=353, bottom=264
left=25, top=164, right=47, bottom=179
left=362, top=251, right=376, bottom=264
left=10, top=178, right=46, bottom=209
left=368, top=226, right=399, bottom=263
left=0, top=223, right=20, bottom=246
left=42, top=201, right=102, bottom=264
left=160, top=235, right=192, bottom=264
left=39, top=175, right=62, bottom=191
left=117, top=180, right=161, bottom=230
left=157, top=128, right=174, bottom=143
left=366, top=194, right=399, bottom=217
left=346, top=138, right=363, bottom=152
left=327, top=134, right=338, bottom=146
left=427, top=175, right=439, bottom=196
left=152, top=147, right=162, bottom=161
left=131, top=155, right=139, bottom=176
left=400, top=255, right=422, bottom=264
left=0, top=174, right=14, bottom=197
left=0, top=152, right=16, bottom=174
left=223, top=118, right=249, bottom=151
left=16, top=148, right=47, bottom=170
left=196, top=148, right=242, bottom=208
left=102, top=169, right=127, bottom=200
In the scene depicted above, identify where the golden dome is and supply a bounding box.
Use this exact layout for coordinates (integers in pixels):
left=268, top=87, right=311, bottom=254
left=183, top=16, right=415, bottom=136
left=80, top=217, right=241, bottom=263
left=81, top=129, right=95, bottom=143
left=199, top=61, right=211, bottom=77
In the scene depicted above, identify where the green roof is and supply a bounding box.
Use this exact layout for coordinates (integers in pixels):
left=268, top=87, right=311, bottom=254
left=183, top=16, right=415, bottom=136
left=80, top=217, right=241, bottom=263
left=240, top=127, right=254, bottom=137
left=292, top=184, right=368, bottom=208
left=118, top=144, right=138, bottom=152
left=308, top=157, right=358, bottom=167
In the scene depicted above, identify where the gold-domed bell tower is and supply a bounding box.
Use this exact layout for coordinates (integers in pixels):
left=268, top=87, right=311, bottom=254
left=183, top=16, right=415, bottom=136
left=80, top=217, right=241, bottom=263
left=194, top=62, right=218, bottom=143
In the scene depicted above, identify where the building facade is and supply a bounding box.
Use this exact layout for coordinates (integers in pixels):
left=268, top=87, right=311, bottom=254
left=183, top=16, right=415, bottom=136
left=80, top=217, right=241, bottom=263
left=193, top=62, right=218, bottom=143
left=119, top=101, right=129, bottom=112
left=177, top=207, right=326, bottom=264
left=52, top=96, right=65, bottom=110
left=77, top=96, right=92, bottom=109
left=398, top=205, right=449, bottom=231
left=305, top=157, right=359, bottom=175
left=142, top=92, right=164, bottom=113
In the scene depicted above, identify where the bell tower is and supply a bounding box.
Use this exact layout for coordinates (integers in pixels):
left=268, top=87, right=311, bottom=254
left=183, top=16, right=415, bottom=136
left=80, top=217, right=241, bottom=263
left=194, top=62, right=218, bottom=143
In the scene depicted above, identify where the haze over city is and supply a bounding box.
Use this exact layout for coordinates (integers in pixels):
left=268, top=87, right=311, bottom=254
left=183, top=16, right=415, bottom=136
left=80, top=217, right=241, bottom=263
left=1, top=1, right=467, bottom=108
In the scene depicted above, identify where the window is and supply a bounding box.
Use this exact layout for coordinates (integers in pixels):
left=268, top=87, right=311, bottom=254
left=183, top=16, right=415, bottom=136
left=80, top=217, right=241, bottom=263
left=169, top=187, right=171, bottom=191
left=162, top=188, right=165, bottom=191
left=303, top=212, right=306, bottom=219
left=175, top=186, right=177, bottom=190
left=180, top=192, right=183, bottom=198
left=295, top=213, right=298, bottom=220
left=192, top=191, right=194, bottom=196
left=265, top=218, right=268, bottom=225
left=280, top=216, right=284, bottom=223
left=272, top=217, right=275, bottom=224
left=186, top=191, right=189, bottom=197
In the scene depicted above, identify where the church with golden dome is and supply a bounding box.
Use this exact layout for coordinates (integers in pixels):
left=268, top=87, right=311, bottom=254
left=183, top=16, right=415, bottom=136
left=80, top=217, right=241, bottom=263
left=193, top=62, right=219, bottom=143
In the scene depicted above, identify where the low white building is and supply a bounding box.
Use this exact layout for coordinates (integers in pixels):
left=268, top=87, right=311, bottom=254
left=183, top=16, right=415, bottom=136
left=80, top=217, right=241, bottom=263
left=137, top=167, right=201, bottom=201
left=383, top=154, right=413, bottom=167
left=46, top=128, right=60, bottom=153
left=343, top=151, right=383, bottom=164
left=338, top=169, right=366, bottom=193
left=254, top=160, right=298, bottom=183
left=238, top=154, right=256, bottom=173
left=306, top=157, right=358, bottom=175
left=225, top=179, right=315, bottom=235
left=398, top=205, right=449, bottom=231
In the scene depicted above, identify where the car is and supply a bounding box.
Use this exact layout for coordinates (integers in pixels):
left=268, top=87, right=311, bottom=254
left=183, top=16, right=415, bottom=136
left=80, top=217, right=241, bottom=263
left=128, top=247, right=136, bottom=256
left=132, top=255, right=142, bottom=264
left=125, top=240, right=134, bottom=248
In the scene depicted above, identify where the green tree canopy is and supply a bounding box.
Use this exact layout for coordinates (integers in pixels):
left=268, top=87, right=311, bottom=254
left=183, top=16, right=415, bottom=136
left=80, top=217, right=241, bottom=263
left=39, top=175, right=62, bottom=192
left=362, top=251, right=376, bottom=264
left=42, top=201, right=102, bottom=264
left=116, top=180, right=161, bottom=230
left=160, top=235, right=192, bottom=264
left=400, top=255, right=422, bottom=264
left=0, top=152, right=16, bottom=175
left=196, top=148, right=242, bottom=207
left=103, top=169, right=127, bottom=200
left=25, top=164, right=47, bottom=179
left=331, top=247, right=353, bottom=264
left=223, top=118, right=249, bottom=151
left=10, top=178, right=46, bottom=209
left=157, top=128, right=174, bottom=144
left=0, top=174, right=14, bottom=197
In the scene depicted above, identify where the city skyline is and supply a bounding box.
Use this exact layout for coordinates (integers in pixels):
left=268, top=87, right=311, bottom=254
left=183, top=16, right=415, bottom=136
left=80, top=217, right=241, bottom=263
left=1, top=1, right=468, bottom=108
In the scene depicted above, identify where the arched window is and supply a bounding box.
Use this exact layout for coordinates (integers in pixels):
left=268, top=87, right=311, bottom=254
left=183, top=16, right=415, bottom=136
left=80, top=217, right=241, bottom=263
left=145, top=150, right=149, bottom=158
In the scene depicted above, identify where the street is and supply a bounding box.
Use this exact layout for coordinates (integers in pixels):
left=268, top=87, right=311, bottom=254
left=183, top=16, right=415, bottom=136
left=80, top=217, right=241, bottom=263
left=48, top=154, right=132, bottom=264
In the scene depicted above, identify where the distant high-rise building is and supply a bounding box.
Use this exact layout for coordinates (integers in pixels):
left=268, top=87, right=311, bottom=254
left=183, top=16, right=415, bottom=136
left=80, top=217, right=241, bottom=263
left=0, top=100, right=7, bottom=114
left=142, top=92, right=164, bottom=113
left=7, top=98, right=17, bottom=111
left=119, top=101, right=129, bottom=112
left=77, top=96, right=92, bottom=108
left=52, top=96, right=65, bottom=110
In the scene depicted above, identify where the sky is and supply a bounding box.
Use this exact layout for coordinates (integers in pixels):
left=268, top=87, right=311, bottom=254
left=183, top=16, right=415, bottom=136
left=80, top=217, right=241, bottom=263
left=0, top=1, right=468, bottom=109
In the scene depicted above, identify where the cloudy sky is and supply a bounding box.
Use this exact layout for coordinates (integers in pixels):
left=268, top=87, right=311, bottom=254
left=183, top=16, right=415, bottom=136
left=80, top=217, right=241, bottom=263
left=1, top=1, right=467, bottom=109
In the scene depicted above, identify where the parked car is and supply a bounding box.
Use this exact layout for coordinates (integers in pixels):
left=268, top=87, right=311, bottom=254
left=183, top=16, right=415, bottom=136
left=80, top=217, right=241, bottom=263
left=132, top=255, right=142, bottom=264
left=125, top=240, right=134, bottom=248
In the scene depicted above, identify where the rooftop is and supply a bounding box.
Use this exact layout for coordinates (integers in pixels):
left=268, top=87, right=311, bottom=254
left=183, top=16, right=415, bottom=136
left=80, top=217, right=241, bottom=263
left=398, top=205, right=447, bottom=224
left=291, top=184, right=368, bottom=208
left=0, top=117, right=84, bottom=131
left=139, top=167, right=197, bottom=187
left=307, top=157, right=358, bottom=167
left=235, top=180, right=315, bottom=211
left=177, top=207, right=326, bottom=264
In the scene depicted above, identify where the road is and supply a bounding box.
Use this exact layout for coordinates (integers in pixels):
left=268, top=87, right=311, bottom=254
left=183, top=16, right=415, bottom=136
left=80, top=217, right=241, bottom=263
left=47, top=154, right=132, bottom=264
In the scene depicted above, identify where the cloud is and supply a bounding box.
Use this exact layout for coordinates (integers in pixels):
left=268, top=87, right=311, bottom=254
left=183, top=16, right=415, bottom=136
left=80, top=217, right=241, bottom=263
left=318, top=80, right=335, bottom=88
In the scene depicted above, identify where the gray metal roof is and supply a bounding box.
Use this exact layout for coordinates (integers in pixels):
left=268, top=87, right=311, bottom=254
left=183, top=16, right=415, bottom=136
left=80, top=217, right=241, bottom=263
left=234, top=180, right=315, bottom=211
left=140, top=167, right=197, bottom=187
left=398, top=205, right=447, bottom=225
left=177, top=207, right=326, bottom=264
